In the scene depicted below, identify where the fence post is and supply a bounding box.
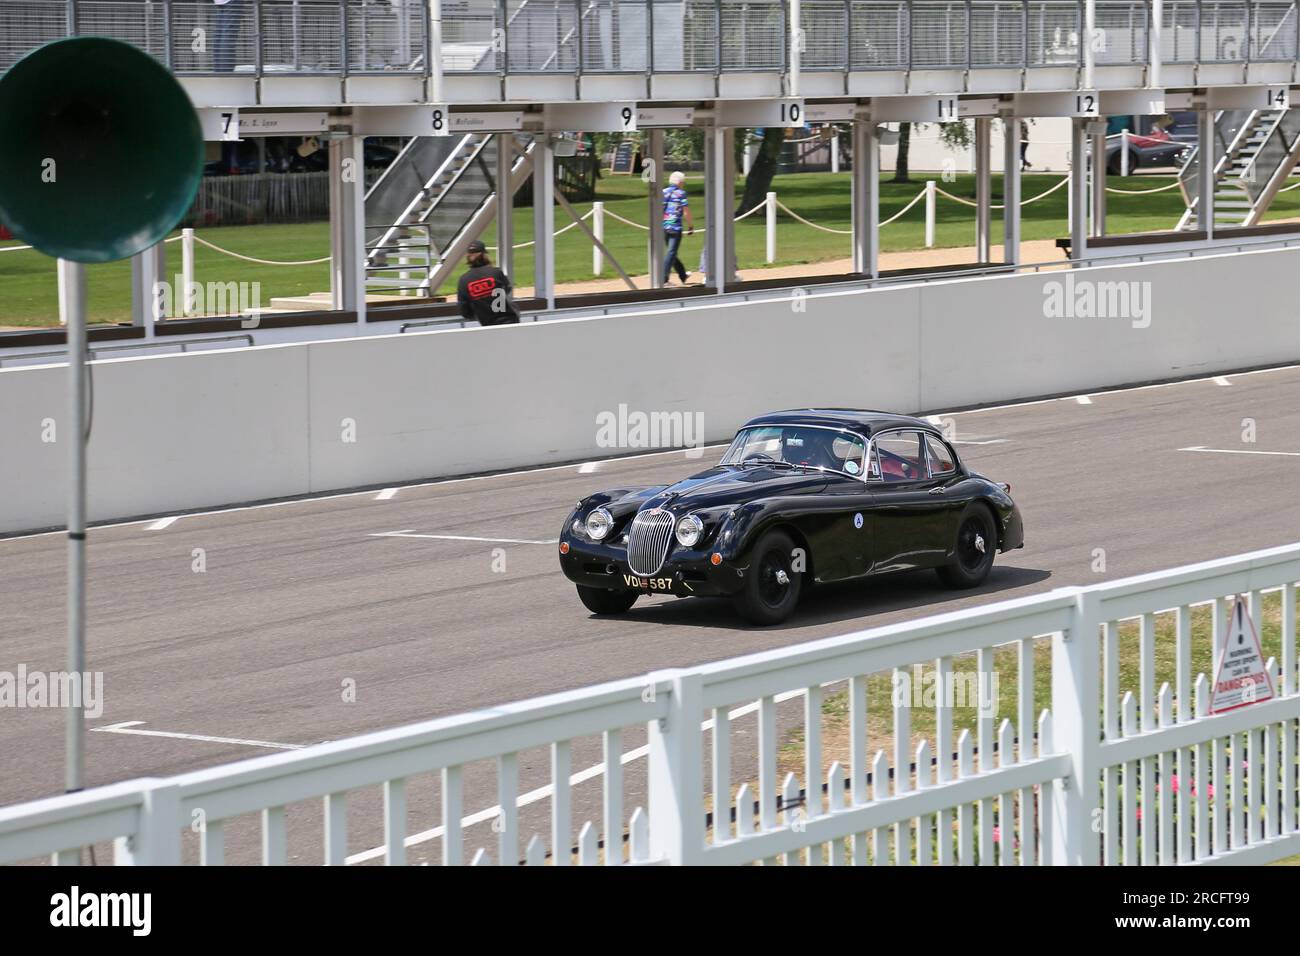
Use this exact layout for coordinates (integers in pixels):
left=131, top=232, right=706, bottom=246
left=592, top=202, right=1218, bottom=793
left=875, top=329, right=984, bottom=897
left=1050, top=587, right=1102, bottom=865
left=1120, top=129, right=1130, bottom=177
left=646, top=669, right=705, bottom=865
left=181, top=227, right=196, bottom=316
left=765, top=191, right=777, bottom=263
left=592, top=200, right=604, bottom=275
left=113, top=781, right=182, bottom=865
left=925, top=179, right=936, bottom=247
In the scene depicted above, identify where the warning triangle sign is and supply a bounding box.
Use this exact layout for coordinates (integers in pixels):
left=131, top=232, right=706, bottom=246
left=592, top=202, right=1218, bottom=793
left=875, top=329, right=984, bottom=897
left=1209, top=596, right=1275, bottom=715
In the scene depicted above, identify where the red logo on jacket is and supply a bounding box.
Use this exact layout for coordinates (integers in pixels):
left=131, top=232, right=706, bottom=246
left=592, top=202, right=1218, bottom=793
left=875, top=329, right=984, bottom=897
left=468, top=277, right=496, bottom=299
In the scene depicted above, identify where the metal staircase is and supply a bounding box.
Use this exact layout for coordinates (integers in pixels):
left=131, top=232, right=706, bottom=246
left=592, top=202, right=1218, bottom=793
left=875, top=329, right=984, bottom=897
left=1177, top=108, right=1300, bottom=230
left=362, top=132, right=536, bottom=294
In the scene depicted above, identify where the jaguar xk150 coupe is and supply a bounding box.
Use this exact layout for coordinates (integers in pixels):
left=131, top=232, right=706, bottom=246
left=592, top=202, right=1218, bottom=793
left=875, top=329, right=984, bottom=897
left=558, top=409, right=1024, bottom=625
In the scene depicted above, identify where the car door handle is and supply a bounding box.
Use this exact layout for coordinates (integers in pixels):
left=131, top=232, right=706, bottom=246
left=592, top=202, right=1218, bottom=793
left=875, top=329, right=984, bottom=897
left=928, top=486, right=946, bottom=495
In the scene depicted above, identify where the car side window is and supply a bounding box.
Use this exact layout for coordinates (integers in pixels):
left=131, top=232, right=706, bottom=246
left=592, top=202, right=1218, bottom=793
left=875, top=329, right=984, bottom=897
left=873, top=431, right=924, bottom=483
left=925, top=434, right=957, bottom=478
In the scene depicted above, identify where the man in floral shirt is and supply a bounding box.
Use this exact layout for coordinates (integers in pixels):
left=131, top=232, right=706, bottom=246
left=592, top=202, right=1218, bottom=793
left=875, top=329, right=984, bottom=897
left=661, top=171, right=694, bottom=286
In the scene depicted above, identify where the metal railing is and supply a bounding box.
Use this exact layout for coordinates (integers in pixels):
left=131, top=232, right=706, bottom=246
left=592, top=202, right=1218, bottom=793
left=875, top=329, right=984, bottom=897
left=0, top=334, right=256, bottom=367
left=1, top=540, right=1297, bottom=865
left=4, top=0, right=1297, bottom=78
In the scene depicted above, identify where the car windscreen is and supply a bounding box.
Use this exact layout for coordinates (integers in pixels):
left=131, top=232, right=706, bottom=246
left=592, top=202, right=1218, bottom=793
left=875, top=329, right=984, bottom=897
left=720, top=426, right=867, bottom=477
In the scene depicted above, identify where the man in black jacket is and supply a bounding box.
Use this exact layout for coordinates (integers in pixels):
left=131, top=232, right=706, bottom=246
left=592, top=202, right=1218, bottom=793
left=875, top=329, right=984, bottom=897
left=456, top=240, right=520, bottom=326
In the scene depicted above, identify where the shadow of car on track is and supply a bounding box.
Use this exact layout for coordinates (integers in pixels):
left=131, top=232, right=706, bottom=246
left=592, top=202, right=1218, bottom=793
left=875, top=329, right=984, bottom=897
left=587, top=565, right=1054, bottom=632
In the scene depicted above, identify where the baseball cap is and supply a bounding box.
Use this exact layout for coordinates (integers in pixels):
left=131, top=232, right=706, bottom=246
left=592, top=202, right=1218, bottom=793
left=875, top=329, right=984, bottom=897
left=466, top=240, right=487, bottom=254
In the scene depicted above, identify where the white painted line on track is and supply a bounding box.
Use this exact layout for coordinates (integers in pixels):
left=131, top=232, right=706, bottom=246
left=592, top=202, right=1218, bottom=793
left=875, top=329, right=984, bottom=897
left=92, top=721, right=303, bottom=751
left=952, top=439, right=1009, bottom=446
left=1179, top=446, right=1300, bottom=458
left=577, top=462, right=600, bottom=473
left=375, top=488, right=399, bottom=500
left=146, top=516, right=180, bottom=531
left=1213, top=377, right=1232, bottom=387
left=371, top=531, right=559, bottom=545
left=0, top=443, right=732, bottom=542
left=1075, top=395, right=1093, bottom=405
left=344, top=683, right=825, bottom=865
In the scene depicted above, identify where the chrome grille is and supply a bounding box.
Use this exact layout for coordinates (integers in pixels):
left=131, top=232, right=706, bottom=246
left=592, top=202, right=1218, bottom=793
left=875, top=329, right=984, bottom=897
left=627, top=508, right=675, bottom=577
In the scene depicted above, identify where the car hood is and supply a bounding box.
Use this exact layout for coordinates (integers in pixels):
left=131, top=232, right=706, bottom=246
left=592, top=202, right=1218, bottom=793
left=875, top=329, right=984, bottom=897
left=637, top=465, right=828, bottom=513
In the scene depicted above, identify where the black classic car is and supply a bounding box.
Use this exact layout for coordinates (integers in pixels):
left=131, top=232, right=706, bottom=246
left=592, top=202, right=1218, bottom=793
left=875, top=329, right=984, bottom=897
left=558, top=409, right=1024, bottom=625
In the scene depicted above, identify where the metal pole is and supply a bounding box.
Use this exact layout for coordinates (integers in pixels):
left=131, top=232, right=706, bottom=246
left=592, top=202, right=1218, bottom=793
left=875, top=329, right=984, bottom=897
left=533, top=134, right=556, bottom=309
left=429, top=0, right=444, bottom=102
left=789, top=0, right=802, bottom=96
left=1070, top=118, right=1089, bottom=259
left=647, top=127, right=665, bottom=288
left=1198, top=107, right=1216, bottom=239
left=593, top=200, right=605, bottom=274
left=1083, top=0, right=1095, bottom=87
left=58, top=258, right=87, bottom=795
left=1002, top=112, right=1021, bottom=264
left=496, top=133, right=514, bottom=278
left=1149, top=0, right=1162, bottom=87
left=851, top=111, right=878, bottom=277
left=975, top=116, right=991, bottom=263
left=1091, top=122, right=1107, bottom=236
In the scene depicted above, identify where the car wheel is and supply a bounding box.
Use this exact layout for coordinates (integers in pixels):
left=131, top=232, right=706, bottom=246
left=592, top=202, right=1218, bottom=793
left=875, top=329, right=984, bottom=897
left=732, top=530, right=802, bottom=626
left=937, top=506, right=997, bottom=589
left=576, top=584, right=638, bottom=615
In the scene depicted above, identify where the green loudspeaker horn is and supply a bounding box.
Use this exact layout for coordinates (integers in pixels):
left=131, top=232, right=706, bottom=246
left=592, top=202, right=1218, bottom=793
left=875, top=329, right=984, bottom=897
left=0, top=37, right=203, bottom=263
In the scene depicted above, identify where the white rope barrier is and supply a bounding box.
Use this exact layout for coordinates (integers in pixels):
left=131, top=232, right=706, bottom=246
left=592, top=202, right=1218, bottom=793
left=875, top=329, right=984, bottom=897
left=488, top=211, right=592, bottom=251
left=0, top=243, right=33, bottom=253
left=933, top=175, right=1070, bottom=209
left=1104, top=180, right=1183, bottom=195
left=190, top=234, right=331, bottom=265
left=773, top=199, right=853, bottom=234
left=880, top=188, right=929, bottom=225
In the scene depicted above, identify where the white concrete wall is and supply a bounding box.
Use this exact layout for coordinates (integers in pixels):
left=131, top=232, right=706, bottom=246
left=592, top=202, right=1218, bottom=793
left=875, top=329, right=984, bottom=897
left=4, top=244, right=1300, bottom=534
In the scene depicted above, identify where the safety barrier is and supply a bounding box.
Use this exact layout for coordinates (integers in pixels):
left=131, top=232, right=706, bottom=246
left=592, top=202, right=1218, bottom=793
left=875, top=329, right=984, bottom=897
left=1, top=0, right=1294, bottom=79
left=1, top=541, right=1296, bottom=865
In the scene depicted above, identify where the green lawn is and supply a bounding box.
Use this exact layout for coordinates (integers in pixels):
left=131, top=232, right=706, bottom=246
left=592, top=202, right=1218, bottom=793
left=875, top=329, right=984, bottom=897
left=5, top=170, right=1299, bottom=328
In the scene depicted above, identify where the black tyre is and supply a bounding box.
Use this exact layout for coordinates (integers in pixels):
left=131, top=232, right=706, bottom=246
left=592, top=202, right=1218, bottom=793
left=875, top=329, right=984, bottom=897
left=576, top=584, right=638, bottom=615
left=937, top=506, right=997, bottom=589
left=732, top=530, right=803, bottom=626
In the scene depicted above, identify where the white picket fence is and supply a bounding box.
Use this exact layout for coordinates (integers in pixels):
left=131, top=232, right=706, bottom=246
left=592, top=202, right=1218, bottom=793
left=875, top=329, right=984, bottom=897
left=2, top=543, right=1299, bottom=866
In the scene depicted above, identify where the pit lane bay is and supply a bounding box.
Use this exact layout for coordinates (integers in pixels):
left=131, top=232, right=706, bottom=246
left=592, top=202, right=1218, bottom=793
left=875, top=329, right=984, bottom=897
left=2, top=365, right=1299, bottom=862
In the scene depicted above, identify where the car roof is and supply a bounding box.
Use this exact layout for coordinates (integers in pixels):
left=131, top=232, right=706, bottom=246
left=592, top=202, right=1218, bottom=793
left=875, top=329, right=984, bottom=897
left=740, top=408, right=935, bottom=438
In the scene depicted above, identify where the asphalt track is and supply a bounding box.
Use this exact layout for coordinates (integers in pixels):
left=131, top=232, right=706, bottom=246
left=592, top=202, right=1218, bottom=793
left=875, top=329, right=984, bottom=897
left=3, top=364, right=1300, bottom=863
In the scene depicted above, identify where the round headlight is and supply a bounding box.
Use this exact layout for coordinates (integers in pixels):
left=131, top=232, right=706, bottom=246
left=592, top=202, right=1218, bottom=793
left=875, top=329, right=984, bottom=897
left=585, top=507, right=614, bottom=541
left=675, top=514, right=704, bottom=548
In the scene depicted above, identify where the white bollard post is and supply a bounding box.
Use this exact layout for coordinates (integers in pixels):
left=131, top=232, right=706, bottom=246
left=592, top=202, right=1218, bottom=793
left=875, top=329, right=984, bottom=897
left=592, top=201, right=604, bottom=276
left=181, top=227, right=195, bottom=316
left=831, top=133, right=840, bottom=174
left=765, top=191, right=777, bottom=264
left=1120, top=129, right=1130, bottom=177
left=924, top=180, right=936, bottom=248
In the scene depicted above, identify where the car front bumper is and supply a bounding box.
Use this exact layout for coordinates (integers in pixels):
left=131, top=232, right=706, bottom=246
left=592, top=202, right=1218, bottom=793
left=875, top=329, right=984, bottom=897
left=558, top=534, right=747, bottom=598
